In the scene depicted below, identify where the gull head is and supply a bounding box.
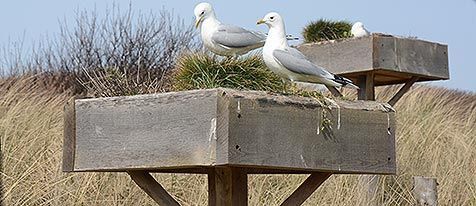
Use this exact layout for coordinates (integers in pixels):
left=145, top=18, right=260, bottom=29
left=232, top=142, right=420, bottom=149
left=194, top=2, right=214, bottom=28
left=352, top=22, right=365, bottom=30
left=257, top=12, right=283, bottom=28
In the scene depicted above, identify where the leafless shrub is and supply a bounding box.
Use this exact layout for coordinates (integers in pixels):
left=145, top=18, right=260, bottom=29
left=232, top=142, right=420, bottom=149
left=2, top=4, right=198, bottom=97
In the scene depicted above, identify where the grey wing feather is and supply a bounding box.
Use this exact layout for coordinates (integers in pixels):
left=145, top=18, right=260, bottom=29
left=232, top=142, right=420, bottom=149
left=273, top=48, right=335, bottom=79
left=211, top=24, right=266, bottom=48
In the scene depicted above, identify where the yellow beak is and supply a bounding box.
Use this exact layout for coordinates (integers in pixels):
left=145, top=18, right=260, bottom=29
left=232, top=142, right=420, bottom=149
left=195, top=16, right=204, bottom=29
left=256, top=19, right=266, bottom=25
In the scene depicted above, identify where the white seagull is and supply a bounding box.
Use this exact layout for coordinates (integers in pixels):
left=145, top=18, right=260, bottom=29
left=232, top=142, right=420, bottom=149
left=257, top=12, right=358, bottom=89
left=351, top=22, right=371, bottom=38
left=194, top=3, right=297, bottom=57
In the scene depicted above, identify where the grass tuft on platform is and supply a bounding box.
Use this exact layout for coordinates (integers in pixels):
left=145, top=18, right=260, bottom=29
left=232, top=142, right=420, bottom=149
left=303, top=19, right=352, bottom=43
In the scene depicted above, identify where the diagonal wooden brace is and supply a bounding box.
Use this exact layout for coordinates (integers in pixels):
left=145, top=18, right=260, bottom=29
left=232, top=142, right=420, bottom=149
left=127, top=171, right=180, bottom=206
left=280, top=172, right=332, bottom=206
left=326, top=85, right=343, bottom=97
left=388, top=77, right=419, bottom=106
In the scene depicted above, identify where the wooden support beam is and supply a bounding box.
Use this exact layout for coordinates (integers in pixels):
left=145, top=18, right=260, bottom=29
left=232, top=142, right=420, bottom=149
left=62, top=99, right=76, bottom=172
left=357, top=72, right=375, bottom=101
left=280, top=172, right=332, bottom=206
left=413, top=176, right=438, bottom=206
left=325, top=85, right=343, bottom=97
left=388, top=77, right=419, bottom=106
left=127, top=171, right=180, bottom=206
left=208, top=171, right=217, bottom=206
left=211, top=167, right=248, bottom=206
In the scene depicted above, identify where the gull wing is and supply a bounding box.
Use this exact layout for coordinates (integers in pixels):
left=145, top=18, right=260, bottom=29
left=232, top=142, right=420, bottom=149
left=272, top=48, right=334, bottom=79
left=211, top=24, right=266, bottom=48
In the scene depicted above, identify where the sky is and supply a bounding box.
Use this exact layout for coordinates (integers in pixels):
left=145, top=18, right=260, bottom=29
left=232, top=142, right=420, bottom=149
left=0, top=0, right=475, bottom=92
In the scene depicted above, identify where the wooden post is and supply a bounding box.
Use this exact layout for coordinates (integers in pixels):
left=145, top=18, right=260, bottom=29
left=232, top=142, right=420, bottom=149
left=208, top=171, right=217, bottom=206
left=357, top=72, right=379, bottom=206
left=280, top=172, right=332, bottom=206
left=357, top=72, right=375, bottom=101
left=413, top=176, right=438, bottom=206
left=210, top=167, right=248, bottom=206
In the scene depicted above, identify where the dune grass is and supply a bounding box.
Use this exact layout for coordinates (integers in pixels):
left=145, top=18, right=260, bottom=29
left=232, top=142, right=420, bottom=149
left=1, top=73, right=475, bottom=205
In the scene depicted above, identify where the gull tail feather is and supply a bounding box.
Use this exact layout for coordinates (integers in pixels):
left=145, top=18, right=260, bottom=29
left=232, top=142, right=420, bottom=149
left=332, top=74, right=359, bottom=89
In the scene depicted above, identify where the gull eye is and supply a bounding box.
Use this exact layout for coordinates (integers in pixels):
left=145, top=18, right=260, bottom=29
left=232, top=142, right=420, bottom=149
left=270, top=16, right=274, bottom=20
left=200, top=11, right=205, bottom=16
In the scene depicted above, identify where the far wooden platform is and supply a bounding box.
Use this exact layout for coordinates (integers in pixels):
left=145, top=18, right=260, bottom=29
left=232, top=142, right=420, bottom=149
left=297, top=33, right=449, bottom=86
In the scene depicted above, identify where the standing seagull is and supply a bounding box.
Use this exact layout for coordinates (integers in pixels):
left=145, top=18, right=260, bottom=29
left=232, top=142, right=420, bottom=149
left=351, top=22, right=371, bottom=38
left=194, top=2, right=268, bottom=57
left=194, top=3, right=297, bottom=57
left=257, top=12, right=358, bottom=89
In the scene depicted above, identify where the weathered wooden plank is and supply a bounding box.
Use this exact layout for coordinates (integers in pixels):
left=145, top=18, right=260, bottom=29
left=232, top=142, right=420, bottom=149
left=69, top=88, right=396, bottom=174
left=280, top=172, right=331, bottom=206
left=374, top=36, right=449, bottom=79
left=212, top=167, right=248, bottom=206
left=225, top=89, right=396, bottom=174
left=127, top=171, right=180, bottom=206
left=62, top=98, right=76, bottom=172
left=74, top=89, right=219, bottom=171
left=296, top=37, right=374, bottom=75
left=296, top=34, right=449, bottom=86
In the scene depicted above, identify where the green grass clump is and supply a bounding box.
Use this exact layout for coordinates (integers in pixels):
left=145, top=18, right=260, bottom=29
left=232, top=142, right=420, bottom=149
left=172, top=53, right=286, bottom=92
left=302, top=19, right=352, bottom=43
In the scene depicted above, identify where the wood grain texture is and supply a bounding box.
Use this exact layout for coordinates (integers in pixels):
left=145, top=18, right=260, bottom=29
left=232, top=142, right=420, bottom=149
left=127, top=171, right=180, bottom=206
left=74, top=89, right=219, bottom=171
left=68, top=88, right=396, bottom=174
left=62, top=98, right=76, bottom=172
left=296, top=34, right=449, bottom=86
left=225, top=89, right=396, bottom=174
left=280, top=172, right=331, bottom=206
left=208, top=171, right=217, bottom=206
left=212, top=167, right=248, bottom=206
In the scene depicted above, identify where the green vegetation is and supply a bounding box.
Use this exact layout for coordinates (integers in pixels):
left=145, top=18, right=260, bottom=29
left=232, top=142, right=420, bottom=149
left=173, top=53, right=285, bottom=92
left=302, top=19, right=352, bottom=43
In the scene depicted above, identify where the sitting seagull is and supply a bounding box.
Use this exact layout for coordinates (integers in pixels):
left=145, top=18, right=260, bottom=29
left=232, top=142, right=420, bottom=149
left=351, top=22, right=371, bottom=38
left=257, top=12, right=358, bottom=89
left=194, top=3, right=297, bottom=57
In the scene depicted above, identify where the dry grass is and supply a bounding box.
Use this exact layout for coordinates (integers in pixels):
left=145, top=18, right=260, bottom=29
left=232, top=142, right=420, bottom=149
left=1, top=77, right=475, bottom=205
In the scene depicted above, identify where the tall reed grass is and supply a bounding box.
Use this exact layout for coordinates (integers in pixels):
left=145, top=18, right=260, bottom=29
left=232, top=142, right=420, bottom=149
left=1, top=76, right=474, bottom=205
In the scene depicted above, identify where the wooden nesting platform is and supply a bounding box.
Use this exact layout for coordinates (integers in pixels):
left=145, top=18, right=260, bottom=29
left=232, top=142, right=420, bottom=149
left=296, top=33, right=449, bottom=86
left=63, top=88, right=396, bottom=205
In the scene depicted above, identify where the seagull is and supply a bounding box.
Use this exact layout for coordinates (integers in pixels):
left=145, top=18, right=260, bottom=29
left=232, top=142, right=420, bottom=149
left=351, top=22, right=371, bottom=38
left=257, top=12, right=358, bottom=89
left=194, top=2, right=297, bottom=57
